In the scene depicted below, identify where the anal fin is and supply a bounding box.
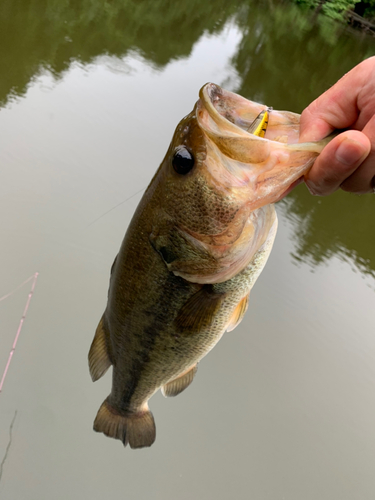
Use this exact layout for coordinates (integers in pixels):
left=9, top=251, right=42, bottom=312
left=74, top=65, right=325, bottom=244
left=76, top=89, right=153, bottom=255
left=88, top=316, right=112, bottom=381
left=226, top=294, right=249, bottom=332
left=161, top=364, right=198, bottom=398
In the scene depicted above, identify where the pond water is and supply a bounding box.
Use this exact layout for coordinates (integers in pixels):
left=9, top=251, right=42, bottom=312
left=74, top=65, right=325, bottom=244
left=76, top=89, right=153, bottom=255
left=0, top=1, right=375, bottom=499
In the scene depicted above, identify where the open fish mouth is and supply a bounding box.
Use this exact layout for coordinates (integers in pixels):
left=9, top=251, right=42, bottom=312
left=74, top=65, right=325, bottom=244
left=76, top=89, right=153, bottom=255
left=196, top=82, right=330, bottom=208
left=198, top=82, right=301, bottom=145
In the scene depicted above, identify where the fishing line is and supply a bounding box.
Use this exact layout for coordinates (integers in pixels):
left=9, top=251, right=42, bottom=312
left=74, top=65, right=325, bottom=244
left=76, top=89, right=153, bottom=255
left=86, top=186, right=146, bottom=228
left=0, top=410, right=17, bottom=482
left=0, top=272, right=39, bottom=393
left=0, top=274, right=35, bottom=303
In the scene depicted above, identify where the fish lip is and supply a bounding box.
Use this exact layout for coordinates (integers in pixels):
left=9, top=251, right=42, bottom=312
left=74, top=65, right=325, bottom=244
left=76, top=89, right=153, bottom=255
left=197, top=83, right=272, bottom=166
left=198, top=82, right=268, bottom=138
left=199, top=83, right=225, bottom=116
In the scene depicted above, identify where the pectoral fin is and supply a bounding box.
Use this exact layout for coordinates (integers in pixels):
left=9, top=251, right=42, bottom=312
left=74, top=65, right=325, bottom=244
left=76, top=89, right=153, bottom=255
left=174, top=286, right=226, bottom=334
left=88, top=316, right=112, bottom=382
left=226, top=294, right=249, bottom=332
left=161, top=364, right=198, bottom=397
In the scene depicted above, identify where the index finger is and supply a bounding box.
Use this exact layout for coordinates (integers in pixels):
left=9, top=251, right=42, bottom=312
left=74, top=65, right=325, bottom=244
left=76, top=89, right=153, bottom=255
left=299, top=57, right=375, bottom=142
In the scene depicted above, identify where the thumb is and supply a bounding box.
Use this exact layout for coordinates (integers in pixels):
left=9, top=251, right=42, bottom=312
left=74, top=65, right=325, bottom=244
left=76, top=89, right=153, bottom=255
left=304, top=130, right=371, bottom=196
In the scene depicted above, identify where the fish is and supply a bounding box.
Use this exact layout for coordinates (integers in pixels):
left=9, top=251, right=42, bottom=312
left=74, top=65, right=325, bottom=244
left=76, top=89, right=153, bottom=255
left=88, top=83, right=333, bottom=449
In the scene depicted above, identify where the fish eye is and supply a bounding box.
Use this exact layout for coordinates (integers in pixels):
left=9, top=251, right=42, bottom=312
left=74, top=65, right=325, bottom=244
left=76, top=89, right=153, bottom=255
left=172, top=146, right=194, bottom=175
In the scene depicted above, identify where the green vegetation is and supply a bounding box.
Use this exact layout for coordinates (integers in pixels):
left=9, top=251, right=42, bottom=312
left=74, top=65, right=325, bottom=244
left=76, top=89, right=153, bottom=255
left=360, top=0, right=375, bottom=18
left=232, top=2, right=374, bottom=111
left=293, top=0, right=375, bottom=23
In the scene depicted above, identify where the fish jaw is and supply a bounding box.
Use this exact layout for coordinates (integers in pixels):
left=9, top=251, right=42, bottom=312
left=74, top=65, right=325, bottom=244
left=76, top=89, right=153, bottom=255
left=197, top=83, right=330, bottom=209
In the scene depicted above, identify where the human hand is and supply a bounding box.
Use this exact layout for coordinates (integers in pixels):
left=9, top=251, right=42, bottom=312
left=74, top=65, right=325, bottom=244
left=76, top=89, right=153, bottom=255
left=299, top=57, right=375, bottom=195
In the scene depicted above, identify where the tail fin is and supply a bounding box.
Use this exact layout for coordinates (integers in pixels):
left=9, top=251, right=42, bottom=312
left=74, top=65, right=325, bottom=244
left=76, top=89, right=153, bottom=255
left=93, top=398, right=156, bottom=449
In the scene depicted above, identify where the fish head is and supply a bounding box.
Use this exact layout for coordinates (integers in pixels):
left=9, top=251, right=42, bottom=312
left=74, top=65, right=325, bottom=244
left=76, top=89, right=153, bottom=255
left=149, top=83, right=328, bottom=284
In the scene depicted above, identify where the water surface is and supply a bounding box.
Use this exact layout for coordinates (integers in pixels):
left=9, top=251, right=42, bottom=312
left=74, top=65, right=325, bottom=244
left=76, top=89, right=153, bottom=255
left=1, top=1, right=375, bottom=499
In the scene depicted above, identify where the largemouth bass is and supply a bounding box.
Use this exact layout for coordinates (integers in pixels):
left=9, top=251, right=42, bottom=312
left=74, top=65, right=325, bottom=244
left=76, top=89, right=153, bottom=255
left=88, top=83, right=332, bottom=449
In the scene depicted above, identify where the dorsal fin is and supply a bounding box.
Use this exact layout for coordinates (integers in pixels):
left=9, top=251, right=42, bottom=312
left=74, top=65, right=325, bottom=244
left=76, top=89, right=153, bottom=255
left=88, top=316, right=112, bottom=381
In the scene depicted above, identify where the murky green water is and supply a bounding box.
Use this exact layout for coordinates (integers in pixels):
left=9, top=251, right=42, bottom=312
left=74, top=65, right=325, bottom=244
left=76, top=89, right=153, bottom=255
left=0, top=1, right=375, bottom=499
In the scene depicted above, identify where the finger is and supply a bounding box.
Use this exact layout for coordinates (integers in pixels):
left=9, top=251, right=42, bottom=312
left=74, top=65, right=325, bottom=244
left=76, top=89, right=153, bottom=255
left=340, top=156, right=375, bottom=194
left=300, top=57, right=375, bottom=142
left=304, top=130, right=371, bottom=196
left=299, top=109, right=335, bottom=142
left=341, top=115, right=375, bottom=194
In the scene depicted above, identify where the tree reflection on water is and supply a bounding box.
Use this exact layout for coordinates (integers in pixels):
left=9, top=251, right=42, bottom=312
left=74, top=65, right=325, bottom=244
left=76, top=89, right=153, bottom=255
left=280, top=186, right=375, bottom=279
left=1, top=0, right=374, bottom=275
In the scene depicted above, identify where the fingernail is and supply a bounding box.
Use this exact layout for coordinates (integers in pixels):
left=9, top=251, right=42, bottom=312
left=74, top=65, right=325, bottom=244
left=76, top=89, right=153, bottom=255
left=335, top=138, right=367, bottom=166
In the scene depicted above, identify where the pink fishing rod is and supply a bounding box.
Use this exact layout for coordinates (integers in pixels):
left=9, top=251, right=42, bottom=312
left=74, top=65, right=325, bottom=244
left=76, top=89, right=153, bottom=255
left=0, top=272, right=39, bottom=393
